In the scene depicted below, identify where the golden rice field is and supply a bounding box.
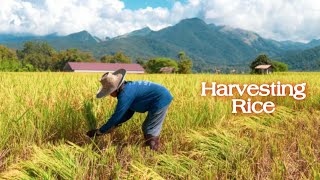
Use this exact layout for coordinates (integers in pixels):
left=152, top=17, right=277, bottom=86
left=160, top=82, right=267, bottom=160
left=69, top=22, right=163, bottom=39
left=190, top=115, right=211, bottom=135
left=0, top=72, right=320, bottom=179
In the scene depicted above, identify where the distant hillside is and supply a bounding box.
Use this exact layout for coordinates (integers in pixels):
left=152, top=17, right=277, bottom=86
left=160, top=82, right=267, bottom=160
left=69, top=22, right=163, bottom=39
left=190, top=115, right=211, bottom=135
left=92, top=36, right=183, bottom=61
left=0, top=31, right=98, bottom=50
left=47, top=31, right=99, bottom=50
left=147, top=18, right=257, bottom=65
left=305, top=39, right=320, bottom=49
left=114, top=27, right=152, bottom=39
left=0, top=33, right=59, bottom=49
left=215, top=25, right=281, bottom=54
left=1, top=17, right=320, bottom=71
left=277, top=45, right=320, bottom=71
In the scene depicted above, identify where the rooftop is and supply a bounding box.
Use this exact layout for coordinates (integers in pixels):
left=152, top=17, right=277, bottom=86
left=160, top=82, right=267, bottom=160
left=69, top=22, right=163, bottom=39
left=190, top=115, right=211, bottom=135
left=66, top=62, right=144, bottom=71
left=255, top=64, right=272, bottom=69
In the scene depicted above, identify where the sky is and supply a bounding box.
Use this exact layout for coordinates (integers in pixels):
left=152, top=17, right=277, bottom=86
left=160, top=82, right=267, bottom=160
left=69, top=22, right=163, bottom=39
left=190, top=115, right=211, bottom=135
left=1, top=0, right=320, bottom=42
left=121, top=0, right=188, bottom=10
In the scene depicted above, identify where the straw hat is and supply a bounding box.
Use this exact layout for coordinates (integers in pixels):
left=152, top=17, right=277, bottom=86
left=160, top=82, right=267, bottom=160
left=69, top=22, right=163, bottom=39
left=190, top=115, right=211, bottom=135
left=96, top=69, right=127, bottom=98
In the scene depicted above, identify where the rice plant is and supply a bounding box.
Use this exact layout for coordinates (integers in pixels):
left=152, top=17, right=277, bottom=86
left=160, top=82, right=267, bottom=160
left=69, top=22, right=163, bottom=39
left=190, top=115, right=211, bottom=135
left=83, top=99, right=97, bottom=130
left=0, top=72, right=320, bottom=179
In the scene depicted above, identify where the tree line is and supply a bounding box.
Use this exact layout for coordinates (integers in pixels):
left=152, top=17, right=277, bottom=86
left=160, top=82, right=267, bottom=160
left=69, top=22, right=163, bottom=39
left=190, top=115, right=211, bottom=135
left=0, top=41, right=193, bottom=73
left=0, top=41, right=288, bottom=73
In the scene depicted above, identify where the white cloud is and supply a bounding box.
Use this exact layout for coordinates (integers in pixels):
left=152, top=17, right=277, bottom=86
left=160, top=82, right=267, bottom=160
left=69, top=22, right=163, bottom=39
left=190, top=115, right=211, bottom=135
left=198, top=0, right=320, bottom=41
left=0, top=0, right=319, bottom=41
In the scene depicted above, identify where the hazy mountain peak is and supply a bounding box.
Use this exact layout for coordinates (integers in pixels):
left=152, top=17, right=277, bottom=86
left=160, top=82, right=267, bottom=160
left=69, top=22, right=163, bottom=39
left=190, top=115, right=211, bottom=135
left=208, top=23, right=218, bottom=29
left=67, top=30, right=98, bottom=42
left=114, top=27, right=152, bottom=39
left=138, top=27, right=151, bottom=31
left=180, top=17, right=205, bottom=23
left=93, top=36, right=103, bottom=43
left=177, top=17, right=207, bottom=27
left=218, top=25, right=260, bottom=46
left=308, top=39, right=320, bottom=47
left=68, top=30, right=91, bottom=37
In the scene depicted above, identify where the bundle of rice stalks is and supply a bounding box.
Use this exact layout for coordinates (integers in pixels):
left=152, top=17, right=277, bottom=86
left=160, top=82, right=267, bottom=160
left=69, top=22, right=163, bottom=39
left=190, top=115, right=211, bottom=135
left=185, top=129, right=251, bottom=178
left=155, top=154, right=199, bottom=179
left=83, top=99, right=97, bottom=130
left=0, top=142, right=100, bottom=180
left=129, top=161, right=164, bottom=180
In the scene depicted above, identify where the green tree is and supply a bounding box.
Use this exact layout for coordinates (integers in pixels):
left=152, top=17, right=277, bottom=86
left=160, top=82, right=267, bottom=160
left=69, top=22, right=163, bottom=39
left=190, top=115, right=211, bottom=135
left=177, top=51, right=193, bottom=74
left=136, top=57, right=146, bottom=69
left=250, top=54, right=272, bottom=74
left=100, top=51, right=131, bottom=63
left=23, top=53, right=52, bottom=71
left=17, top=41, right=57, bottom=71
left=136, top=57, right=145, bottom=66
left=0, top=45, right=18, bottom=61
left=0, top=59, right=21, bottom=71
left=272, top=60, right=288, bottom=72
left=145, top=57, right=178, bottom=73
left=100, top=55, right=113, bottom=63
left=54, top=49, right=95, bottom=71
left=0, top=45, right=24, bottom=71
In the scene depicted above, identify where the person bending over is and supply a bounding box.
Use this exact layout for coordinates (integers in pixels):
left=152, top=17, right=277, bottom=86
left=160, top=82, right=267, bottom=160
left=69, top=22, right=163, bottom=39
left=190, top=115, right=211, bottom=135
left=87, top=69, right=173, bottom=151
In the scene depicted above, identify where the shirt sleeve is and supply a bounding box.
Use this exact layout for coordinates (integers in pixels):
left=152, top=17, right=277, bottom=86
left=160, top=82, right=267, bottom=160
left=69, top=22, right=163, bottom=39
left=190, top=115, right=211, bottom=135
left=99, top=92, right=134, bottom=133
left=116, top=109, right=135, bottom=126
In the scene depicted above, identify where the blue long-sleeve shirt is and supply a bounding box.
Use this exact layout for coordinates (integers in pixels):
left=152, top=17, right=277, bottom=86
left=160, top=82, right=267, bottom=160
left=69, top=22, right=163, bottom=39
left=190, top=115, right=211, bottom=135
left=99, top=81, right=173, bottom=133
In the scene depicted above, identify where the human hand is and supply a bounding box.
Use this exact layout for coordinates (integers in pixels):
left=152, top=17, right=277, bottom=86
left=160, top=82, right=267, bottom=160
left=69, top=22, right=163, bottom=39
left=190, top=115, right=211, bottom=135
left=86, top=129, right=103, bottom=138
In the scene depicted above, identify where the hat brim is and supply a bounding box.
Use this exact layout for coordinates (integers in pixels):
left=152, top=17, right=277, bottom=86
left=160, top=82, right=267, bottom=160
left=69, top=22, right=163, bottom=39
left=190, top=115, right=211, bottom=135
left=113, top=69, right=127, bottom=88
left=96, top=69, right=127, bottom=98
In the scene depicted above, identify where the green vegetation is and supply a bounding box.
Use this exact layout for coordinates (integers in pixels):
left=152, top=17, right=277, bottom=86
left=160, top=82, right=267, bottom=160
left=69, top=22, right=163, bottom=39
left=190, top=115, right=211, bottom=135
left=0, top=72, right=320, bottom=179
left=0, top=45, right=17, bottom=60
left=54, top=49, right=95, bottom=71
left=272, top=60, right=288, bottom=72
left=0, top=45, right=35, bottom=72
left=177, top=51, right=193, bottom=74
left=250, top=54, right=288, bottom=74
left=143, top=51, right=193, bottom=74
left=279, top=45, right=320, bottom=71
left=17, top=41, right=57, bottom=71
left=15, top=42, right=97, bottom=71
left=250, top=54, right=272, bottom=74
left=145, top=57, right=178, bottom=73
left=0, top=43, right=194, bottom=73
left=100, top=51, right=131, bottom=64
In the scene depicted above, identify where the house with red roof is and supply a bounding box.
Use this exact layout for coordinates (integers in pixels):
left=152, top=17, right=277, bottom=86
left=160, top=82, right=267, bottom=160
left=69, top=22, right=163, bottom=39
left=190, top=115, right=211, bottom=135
left=63, top=62, right=145, bottom=73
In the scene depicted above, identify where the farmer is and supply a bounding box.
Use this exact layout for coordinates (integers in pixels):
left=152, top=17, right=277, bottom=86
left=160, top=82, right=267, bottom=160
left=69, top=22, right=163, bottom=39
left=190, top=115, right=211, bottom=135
left=86, top=69, right=173, bottom=151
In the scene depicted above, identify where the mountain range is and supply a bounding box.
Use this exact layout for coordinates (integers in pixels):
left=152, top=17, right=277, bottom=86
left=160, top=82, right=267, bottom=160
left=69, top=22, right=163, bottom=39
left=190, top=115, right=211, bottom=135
left=1, top=18, right=319, bottom=72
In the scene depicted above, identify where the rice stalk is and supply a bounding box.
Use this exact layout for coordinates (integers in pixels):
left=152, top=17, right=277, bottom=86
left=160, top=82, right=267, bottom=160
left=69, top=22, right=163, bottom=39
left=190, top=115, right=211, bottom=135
left=83, top=99, right=97, bottom=130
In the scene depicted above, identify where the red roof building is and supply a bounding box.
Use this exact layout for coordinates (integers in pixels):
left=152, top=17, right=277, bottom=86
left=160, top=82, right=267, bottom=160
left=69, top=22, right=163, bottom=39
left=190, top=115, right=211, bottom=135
left=63, top=62, right=145, bottom=73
